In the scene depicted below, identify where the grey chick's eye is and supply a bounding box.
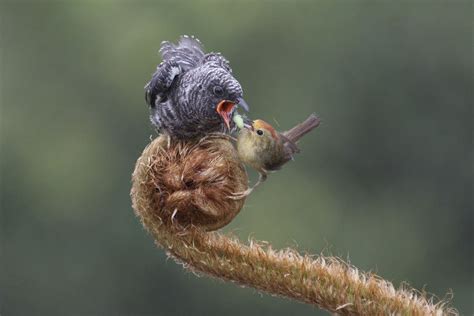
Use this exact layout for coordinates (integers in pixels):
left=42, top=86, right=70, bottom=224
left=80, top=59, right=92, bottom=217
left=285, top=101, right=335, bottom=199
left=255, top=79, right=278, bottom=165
left=213, top=85, right=224, bottom=96
left=256, top=129, right=264, bottom=136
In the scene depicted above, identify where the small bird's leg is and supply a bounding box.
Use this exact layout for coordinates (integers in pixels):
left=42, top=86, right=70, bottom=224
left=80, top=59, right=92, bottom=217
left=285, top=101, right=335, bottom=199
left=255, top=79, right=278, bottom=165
left=255, top=172, right=267, bottom=188
left=229, top=172, right=267, bottom=200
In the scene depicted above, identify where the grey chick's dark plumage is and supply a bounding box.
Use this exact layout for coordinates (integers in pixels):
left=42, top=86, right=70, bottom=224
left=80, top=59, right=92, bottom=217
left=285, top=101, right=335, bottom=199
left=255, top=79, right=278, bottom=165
left=145, top=35, right=249, bottom=139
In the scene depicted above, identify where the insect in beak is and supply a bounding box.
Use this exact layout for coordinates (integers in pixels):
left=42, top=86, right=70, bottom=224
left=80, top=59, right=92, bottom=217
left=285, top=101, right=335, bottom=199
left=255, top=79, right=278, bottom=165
left=216, top=100, right=236, bottom=129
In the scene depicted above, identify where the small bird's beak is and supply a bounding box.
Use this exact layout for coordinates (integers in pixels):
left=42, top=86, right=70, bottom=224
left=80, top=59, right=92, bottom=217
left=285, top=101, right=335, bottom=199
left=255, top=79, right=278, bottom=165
left=216, top=100, right=235, bottom=129
left=236, top=97, right=250, bottom=112
left=243, top=118, right=253, bottom=130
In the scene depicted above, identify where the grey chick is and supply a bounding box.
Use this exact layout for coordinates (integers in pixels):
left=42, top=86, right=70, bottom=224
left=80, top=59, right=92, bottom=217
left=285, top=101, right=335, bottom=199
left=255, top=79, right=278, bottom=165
left=145, top=35, right=249, bottom=140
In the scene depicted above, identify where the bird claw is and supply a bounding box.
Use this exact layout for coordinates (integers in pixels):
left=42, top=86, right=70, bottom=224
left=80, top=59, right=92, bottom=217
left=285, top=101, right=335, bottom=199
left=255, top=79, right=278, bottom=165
left=228, top=188, right=253, bottom=200
left=228, top=173, right=266, bottom=200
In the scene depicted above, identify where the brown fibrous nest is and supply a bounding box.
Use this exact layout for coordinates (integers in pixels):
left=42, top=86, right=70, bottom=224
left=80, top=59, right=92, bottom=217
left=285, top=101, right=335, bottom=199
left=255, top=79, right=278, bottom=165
left=132, top=134, right=247, bottom=231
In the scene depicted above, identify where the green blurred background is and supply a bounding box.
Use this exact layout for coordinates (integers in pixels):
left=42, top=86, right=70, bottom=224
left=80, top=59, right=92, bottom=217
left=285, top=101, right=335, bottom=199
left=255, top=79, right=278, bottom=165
left=1, top=1, right=472, bottom=315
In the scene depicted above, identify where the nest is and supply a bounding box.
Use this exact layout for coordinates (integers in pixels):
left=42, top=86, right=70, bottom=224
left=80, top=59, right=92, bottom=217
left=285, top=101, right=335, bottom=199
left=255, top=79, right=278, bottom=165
left=131, top=134, right=248, bottom=231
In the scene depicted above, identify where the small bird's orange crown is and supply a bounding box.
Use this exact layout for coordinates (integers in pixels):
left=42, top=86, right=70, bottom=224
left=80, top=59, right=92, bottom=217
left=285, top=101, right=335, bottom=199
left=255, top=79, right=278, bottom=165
left=253, top=120, right=278, bottom=139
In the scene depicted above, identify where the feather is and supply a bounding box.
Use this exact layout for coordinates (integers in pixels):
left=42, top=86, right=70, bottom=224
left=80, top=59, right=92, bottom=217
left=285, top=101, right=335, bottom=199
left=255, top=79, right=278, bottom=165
left=145, top=60, right=181, bottom=107
left=283, top=114, right=320, bottom=143
left=203, top=52, right=232, bottom=73
left=159, top=35, right=205, bottom=71
left=146, top=36, right=206, bottom=107
left=281, top=134, right=300, bottom=156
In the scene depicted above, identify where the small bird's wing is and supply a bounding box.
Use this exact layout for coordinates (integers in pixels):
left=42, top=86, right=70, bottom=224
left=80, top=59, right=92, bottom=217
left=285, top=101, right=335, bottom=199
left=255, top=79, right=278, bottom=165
left=159, top=35, right=205, bottom=71
left=145, top=35, right=206, bottom=107
left=280, top=133, right=300, bottom=159
left=281, top=114, right=321, bottom=160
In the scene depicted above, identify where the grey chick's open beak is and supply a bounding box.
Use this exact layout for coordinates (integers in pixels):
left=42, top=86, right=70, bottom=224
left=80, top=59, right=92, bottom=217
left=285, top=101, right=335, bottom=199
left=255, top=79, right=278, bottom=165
left=236, top=97, right=250, bottom=112
left=216, top=98, right=250, bottom=130
left=216, top=100, right=235, bottom=129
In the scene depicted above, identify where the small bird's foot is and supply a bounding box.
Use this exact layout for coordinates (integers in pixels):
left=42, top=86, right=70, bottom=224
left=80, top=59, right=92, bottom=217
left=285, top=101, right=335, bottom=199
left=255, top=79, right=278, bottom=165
left=228, top=188, right=254, bottom=200
left=228, top=173, right=267, bottom=200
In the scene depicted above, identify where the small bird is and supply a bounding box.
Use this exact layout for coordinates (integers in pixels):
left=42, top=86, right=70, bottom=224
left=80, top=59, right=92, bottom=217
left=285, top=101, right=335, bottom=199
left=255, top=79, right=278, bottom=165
left=145, top=35, right=249, bottom=139
left=233, top=114, right=320, bottom=198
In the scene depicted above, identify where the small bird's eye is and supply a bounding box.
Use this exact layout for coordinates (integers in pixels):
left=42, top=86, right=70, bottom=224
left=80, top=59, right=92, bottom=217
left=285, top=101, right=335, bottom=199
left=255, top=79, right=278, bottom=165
left=256, top=129, right=264, bottom=136
left=213, top=86, right=224, bottom=96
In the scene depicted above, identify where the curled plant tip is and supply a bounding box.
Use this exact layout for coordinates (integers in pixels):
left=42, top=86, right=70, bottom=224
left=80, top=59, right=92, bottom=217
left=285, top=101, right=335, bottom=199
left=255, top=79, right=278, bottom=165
left=131, top=135, right=457, bottom=316
left=132, top=134, right=248, bottom=231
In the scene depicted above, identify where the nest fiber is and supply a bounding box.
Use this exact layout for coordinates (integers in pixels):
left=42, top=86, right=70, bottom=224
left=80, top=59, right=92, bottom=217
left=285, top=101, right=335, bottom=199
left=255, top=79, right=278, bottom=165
left=131, top=134, right=247, bottom=231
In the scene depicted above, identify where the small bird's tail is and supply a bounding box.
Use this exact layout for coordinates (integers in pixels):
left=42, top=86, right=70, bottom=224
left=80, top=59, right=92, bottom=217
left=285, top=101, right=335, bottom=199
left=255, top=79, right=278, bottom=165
left=283, top=114, right=320, bottom=143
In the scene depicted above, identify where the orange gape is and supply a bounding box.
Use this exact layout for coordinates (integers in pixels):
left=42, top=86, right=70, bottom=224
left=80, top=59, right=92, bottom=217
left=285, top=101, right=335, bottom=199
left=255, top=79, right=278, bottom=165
left=216, top=100, right=236, bottom=129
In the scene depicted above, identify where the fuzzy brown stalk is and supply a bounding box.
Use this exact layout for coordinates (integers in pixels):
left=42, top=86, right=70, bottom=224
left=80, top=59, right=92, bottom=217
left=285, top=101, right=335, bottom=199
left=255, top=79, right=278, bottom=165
left=131, top=135, right=457, bottom=316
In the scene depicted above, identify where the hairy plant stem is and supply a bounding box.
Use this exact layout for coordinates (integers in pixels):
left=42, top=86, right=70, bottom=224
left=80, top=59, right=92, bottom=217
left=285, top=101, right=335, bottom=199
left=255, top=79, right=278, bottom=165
left=131, top=136, right=456, bottom=316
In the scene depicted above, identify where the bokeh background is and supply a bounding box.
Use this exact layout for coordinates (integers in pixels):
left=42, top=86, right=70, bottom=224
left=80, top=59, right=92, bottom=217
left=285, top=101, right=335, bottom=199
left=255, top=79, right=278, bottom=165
left=1, top=1, right=472, bottom=315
